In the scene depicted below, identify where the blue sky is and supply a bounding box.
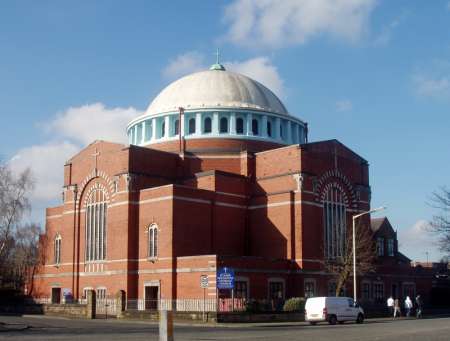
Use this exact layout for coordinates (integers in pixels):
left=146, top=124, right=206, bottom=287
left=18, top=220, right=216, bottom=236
left=1, top=0, right=449, bottom=261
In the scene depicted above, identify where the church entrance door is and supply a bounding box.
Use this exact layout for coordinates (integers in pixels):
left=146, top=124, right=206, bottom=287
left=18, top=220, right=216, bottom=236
left=51, top=288, right=61, bottom=304
left=144, top=285, right=159, bottom=310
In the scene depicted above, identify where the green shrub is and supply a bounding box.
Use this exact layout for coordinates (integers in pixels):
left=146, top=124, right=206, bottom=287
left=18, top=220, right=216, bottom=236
left=283, top=297, right=305, bottom=312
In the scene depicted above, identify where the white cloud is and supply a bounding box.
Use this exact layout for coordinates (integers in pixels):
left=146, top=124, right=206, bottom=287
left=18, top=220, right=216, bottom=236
left=9, top=103, right=141, bottom=210
left=335, top=99, right=353, bottom=112
left=9, top=142, right=80, bottom=201
left=225, top=57, right=285, bottom=97
left=412, top=59, right=450, bottom=99
left=223, top=0, right=378, bottom=49
left=372, top=14, right=405, bottom=47
left=397, top=220, right=442, bottom=262
left=413, top=75, right=450, bottom=98
left=48, top=103, right=140, bottom=146
left=162, top=51, right=205, bottom=80
left=162, top=52, right=286, bottom=97
left=447, top=1, right=450, bottom=11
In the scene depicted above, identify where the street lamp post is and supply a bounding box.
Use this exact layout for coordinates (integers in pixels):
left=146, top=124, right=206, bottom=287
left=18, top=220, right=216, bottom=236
left=352, top=206, right=386, bottom=302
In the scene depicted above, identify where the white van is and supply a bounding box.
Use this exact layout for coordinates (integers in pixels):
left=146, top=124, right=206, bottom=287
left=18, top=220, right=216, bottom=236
left=305, top=297, right=364, bottom=325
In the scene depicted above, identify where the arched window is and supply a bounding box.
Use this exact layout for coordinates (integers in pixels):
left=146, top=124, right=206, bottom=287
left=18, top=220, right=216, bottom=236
left=267, top=121, right=272, bottom=137
left=161, top=121, right=166, bottom=138
left=220, top=117, right=228, bottom=133
left=54, top=234, right=61, bottom=265
left=252, top=119, right=259, bottom=135
left=148, top=224, right=158, bottom=258
left=323, top=185, right=347, bottom=259
left=188, top=118, right=195, bottom=134
left=174, top=119, right=179, bottom=135
left=280, top=125, right=284, bottom=139
left=204, top=117, right=212, bottom=133
left=85, top=189, right=107, bottom=262
left=236, top=118, right=244, bottom=134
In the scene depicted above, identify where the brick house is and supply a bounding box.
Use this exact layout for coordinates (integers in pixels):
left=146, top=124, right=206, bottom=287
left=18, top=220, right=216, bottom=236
left=32, top=62, right=434, bottom=308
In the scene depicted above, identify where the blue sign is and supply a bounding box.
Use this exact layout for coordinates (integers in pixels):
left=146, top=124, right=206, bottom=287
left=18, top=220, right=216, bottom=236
left=217, top=267, right=235, bottom=289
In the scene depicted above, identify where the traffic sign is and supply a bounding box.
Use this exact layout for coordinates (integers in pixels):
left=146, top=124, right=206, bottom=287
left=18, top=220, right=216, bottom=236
left=200, top=275, right=209, bottom=288
left=217, top=267, right=235, bottom=289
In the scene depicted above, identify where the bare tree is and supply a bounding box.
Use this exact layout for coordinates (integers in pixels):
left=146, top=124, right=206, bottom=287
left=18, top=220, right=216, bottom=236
left=429, top=187, right=450, bottom=256
left=324, top=222, right=376, bottom=296
left=0, top=162, right=39, bottom=290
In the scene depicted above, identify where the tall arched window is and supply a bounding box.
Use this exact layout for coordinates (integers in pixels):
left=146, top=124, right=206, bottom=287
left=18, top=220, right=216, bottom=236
left=252, top=119, right=259, bottom=135
left=220, top=117, right=228, bottom=133
left=148, top=224, right=158, bottom=258
left=323, top=185, right=347, bottom=259
left=174, top=119, right=179, bottom=135
left=85, top=189, right=107, bottom=262
left=280, top=125, right=284, bottom=139
left=236, top=118, right=244, bottom=134
left=188, top=118, right=195, bottom=134
left=54, top=234, right=61, bottom=265
left=267, top=121, right=272, bottom=137
left=204, top=117, right=212, bottom=133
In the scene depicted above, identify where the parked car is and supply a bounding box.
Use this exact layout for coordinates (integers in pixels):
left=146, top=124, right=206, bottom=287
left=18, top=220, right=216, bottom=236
left=305, top=296, right=364, bottom=325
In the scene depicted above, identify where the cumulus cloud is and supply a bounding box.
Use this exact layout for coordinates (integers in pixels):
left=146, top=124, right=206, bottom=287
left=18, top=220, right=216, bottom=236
left=48, top=103, right=139, bottom=145
left=225, top=57, right=285, bottom=97
left=162, top=51, right=206, bottom=80
left=335, top=99, right=353, bottom=112
left=162, top=52, right=285, bottom=97
left=9, top=103, right=141, bottom=210
left=9, top=142, right=80, bottom=201
left=397, top=220, right=441, bottom=262
left=223, top=0, right=378, bottom=49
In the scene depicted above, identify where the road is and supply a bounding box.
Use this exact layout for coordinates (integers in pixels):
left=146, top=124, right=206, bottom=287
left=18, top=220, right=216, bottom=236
left=1, top=315, right=450, bottom=340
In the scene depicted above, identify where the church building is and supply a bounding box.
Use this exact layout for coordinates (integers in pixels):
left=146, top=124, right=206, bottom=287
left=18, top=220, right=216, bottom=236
left=32, top=61, right=431, bottom=309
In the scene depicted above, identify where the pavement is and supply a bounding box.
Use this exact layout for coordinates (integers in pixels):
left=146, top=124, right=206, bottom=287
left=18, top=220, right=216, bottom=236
left=1, top=314, right=450, bottom=340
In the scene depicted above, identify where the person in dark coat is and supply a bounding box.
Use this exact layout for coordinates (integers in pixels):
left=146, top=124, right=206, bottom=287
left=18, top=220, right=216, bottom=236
left=415, top=294, right=423, bottom=318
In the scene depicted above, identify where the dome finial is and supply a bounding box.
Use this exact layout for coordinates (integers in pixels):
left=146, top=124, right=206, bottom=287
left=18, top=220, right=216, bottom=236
left=216, top=48, right=220, bottom=64
left=210, top=48, right=226, bottom=71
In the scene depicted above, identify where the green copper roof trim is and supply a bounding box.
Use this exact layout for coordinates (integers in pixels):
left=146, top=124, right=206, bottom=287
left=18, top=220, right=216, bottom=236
left=209, top=63, right=226, bottom=71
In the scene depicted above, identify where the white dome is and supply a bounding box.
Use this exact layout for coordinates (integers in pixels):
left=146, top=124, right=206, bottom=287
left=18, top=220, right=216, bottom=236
left=146, top=68, right=289, bottom=116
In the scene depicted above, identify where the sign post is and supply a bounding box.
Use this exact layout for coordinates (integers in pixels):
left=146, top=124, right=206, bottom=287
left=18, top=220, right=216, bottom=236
left=217, top=267, right=235, bottom=312
left=200, top=275, right=209, bottom=321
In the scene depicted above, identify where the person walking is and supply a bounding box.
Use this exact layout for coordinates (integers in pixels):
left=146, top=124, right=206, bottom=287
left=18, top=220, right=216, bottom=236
left=415, top=294, right=423, bottom=318
left=393, top=298, right=401, bottom=318
left=387, top=296, right=394, bottom=317
left=404, top=296, right=413, bottom=317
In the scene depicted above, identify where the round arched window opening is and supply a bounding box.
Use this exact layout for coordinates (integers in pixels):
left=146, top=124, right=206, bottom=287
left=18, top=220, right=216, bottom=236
left=220, top=117, right=228, bottom=133
left=204, top=117, right=212, bottom=133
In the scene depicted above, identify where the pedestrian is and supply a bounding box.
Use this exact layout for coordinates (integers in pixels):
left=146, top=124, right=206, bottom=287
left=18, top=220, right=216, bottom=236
left=387, top=296, right=394, bottom=317
left=415, top=294, right=423, bottom=318
left=393, top=298, right=401, bottom=318
left=404, top=296, right=413, bottom=317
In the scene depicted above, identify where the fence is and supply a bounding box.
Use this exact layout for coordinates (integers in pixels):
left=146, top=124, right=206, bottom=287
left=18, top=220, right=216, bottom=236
left=126, top=299, right=217, bottom=312
left=28, top=297, right=286, bottom=314
left=125, top=298, right=284, bottom=312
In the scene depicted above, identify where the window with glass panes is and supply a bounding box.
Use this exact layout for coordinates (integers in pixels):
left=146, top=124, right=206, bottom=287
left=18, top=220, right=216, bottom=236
left=269, top=281, right=284, bottom=299
left=235, top=281, right=248, bottom=299
left=85, top=189, right=107, bottom=262
left=304, top=281, right=315, bottom=298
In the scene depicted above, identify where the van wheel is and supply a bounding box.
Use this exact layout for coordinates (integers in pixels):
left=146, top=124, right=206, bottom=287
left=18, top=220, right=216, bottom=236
left=356, top=314, right=364, bottom=324
left=328, top=315, right=337, bottom=325
left=338, top=321, right=345, bottom=324
left=309, top=322, right=317, bottom=326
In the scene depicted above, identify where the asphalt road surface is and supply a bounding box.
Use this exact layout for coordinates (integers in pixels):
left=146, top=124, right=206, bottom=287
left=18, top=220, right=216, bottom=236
left=1, top=315, right=450, bottom=340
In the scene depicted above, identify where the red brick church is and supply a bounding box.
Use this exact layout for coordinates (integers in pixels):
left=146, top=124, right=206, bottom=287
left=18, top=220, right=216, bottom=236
left=32, top=61, right=433, bottom=309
